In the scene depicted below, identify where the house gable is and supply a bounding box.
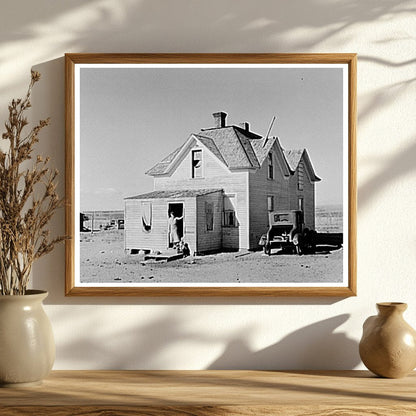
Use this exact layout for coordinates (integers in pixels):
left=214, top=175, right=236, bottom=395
left=146, top=112, right=320, bottom=185
left=146, top=134, right=230, bottom=178
left=283, top=149, right=321, bottom=182
left=147, top=122, right=272, bottom=178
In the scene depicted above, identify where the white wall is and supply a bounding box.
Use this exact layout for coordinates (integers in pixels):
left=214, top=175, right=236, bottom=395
left=1, top=0, right=415, bottom=370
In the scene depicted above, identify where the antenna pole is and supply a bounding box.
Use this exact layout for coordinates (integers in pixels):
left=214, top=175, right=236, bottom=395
left=262, top=116, right=276, bottom=147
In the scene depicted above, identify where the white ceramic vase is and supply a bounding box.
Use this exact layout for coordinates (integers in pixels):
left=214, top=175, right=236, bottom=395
left=0, top=290, right=55, bottom=387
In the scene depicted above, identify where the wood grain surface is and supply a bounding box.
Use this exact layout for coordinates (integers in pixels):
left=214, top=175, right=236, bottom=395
left=1, top=370, right=415, bottom=415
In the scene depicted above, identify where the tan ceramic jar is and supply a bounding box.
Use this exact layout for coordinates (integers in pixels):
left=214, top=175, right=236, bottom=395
left=359, top=302, right=416, bottom=378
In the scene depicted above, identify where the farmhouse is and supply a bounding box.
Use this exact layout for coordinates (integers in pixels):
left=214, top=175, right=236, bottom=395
left=125, top=112, right=320, bottom=254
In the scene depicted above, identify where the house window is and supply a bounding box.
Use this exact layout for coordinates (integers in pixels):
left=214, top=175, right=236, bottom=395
left=192, top=149, right=202, bottom=178
left=205, top=202, right=214, bottom=231
left=267, top=195, right=274, bottom=212
left=267, top=152, right=274, bottom=179
left=223, top=194, right=236, bottom=227
left=298, top=161, right=304, bottom=190
left=223, top=210, right=236, bottom=227
left=141, top=202, right=152, bottom=232
left=298, top=197, right=304, bottom=212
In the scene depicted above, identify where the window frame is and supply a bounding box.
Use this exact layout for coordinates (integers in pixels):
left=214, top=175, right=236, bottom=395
left=267, top=152, right=274, bottom=180
left=267, top=195, right=274, bottom=212
left=297, top=160, right=304, bottom=190
left=205, top=201, right=214, bottom=231
left=191, top=149, right=203, bottom=179
left=223, top=210, right=236, bottom=227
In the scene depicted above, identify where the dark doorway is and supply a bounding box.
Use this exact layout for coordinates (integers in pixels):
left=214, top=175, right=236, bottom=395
left=167, top=203, right=184, bottom=248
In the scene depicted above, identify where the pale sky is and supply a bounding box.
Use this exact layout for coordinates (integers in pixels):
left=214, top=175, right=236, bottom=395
left=79, top=65, right=344, bottom=211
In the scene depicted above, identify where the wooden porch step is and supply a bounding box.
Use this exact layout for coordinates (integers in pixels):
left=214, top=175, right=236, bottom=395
left=144, top=250, right=184, bottom=262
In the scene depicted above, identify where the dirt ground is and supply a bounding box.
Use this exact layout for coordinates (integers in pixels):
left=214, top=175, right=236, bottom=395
left=80, top=230, right=343, bottom=284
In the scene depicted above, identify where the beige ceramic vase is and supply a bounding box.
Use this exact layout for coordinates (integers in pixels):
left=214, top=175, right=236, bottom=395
left=359, top=302, right=416, bottom=378
left=0, top=290, right=55, bottom=387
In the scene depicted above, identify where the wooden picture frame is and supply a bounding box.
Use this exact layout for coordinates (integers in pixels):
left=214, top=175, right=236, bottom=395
left=65, top=53, right=356, bottom=296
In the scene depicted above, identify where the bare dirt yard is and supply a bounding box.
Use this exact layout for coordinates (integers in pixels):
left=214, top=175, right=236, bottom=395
left=80, top=230, right=343, bottom=284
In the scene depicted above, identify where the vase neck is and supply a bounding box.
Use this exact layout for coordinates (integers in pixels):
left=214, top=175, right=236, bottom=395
left=377, top=302, right=407, bottom=316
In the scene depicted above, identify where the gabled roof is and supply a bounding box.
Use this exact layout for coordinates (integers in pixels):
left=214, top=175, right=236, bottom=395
left=146, top=144, right=184, bottom=176
left=283, top=149, right=321, bottom=182
left=125, top=189, right=223, bottom=200
left=146, top=126, right=269, bottom=176
left=250, top=135, right=277, bottom=166
left=197, top=127, right=260, bottom=169
left=284, top=149, right=304, bottom=171
left=194, top=135, right=226, bottom=165
left=146, top=122, right=318, bottom=181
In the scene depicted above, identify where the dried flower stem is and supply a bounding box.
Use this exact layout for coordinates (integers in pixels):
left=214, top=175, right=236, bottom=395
left=0, top=71, right=65, bottom=295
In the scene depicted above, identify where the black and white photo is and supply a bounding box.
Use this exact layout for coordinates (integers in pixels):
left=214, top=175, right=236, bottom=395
left=65, top=54, right=356, bottom=296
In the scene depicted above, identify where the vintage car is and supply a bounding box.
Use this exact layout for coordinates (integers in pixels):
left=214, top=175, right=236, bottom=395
left=259, top=210, right=313, bottom=255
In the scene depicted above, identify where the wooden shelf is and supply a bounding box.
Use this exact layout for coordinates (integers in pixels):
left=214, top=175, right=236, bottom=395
left=1, top=370, right=415, bottom=415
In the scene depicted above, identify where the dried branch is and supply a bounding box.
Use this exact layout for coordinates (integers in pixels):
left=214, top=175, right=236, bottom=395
left=0, top=70, right=65, bottom=295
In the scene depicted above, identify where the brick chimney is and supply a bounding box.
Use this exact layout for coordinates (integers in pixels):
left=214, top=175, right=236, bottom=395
left=239, top=122, right=250, bottom=131
left=213, top=111, right=227, bottom=128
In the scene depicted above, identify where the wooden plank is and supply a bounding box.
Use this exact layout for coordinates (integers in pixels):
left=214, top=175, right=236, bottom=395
left=196, top=192, right=222, bottom=253
left=64, top=54, right=75, bottom=296
left=0, top=370, right=415, bottom=415
left=348, top=54, right=358, bottom=297
left=64, top=285, right=357, bottom=297
left=65, top=53, right=358, bottom=65
left=3, top=405, right=416, bottom=416
left=144, top=251, right=184, bottom=261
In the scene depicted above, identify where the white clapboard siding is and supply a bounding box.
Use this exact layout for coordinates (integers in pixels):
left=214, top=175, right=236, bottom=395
left=154, top=152, right=250, bottom=249
left=195, top=191, right=223, bottom=253
left=167, top=142, right=230, bottom=180
left=222, top=226, right=240, bottom=250
left=287, top=157, right=315, bottom=230
left=248, top=149, right=290, bottom=249
left=124, top=198, right=197, bottom=252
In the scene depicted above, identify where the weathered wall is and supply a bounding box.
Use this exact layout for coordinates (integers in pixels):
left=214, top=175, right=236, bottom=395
left=248, top=142, right=290, bottom=248
left=1, top=0, right=414, bottom=371
left=287, top=158, right=316, bottom=230
left=125, top=197, right=197, bottom=252
left=154, top=143, right=250, bottom=249
left=196, top=191, right=223, bottom=253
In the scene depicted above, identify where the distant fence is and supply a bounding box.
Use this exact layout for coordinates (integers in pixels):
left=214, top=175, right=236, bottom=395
left=81, top=210, right=124, bottom=231
left=315, top=205, right=343, bottom=233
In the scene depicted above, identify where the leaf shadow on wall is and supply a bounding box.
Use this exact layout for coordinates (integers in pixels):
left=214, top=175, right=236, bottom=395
left=0, top=0, right=414, bottom=97
left=53, top=309, right=220, bottom=369
left=207, top=314, right=360, bottom=370
left=52, top=308, right=359, bottom=370
left=358, top=139, right=416, bottom=210
left=356, top=55, right=416, bottom=211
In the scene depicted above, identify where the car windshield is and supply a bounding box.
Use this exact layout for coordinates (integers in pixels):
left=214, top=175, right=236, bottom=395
left=273, top=214, right=290, bottom=222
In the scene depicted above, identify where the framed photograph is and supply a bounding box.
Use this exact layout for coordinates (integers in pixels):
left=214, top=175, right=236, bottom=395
left=65, top=53, right=356, bottom=296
